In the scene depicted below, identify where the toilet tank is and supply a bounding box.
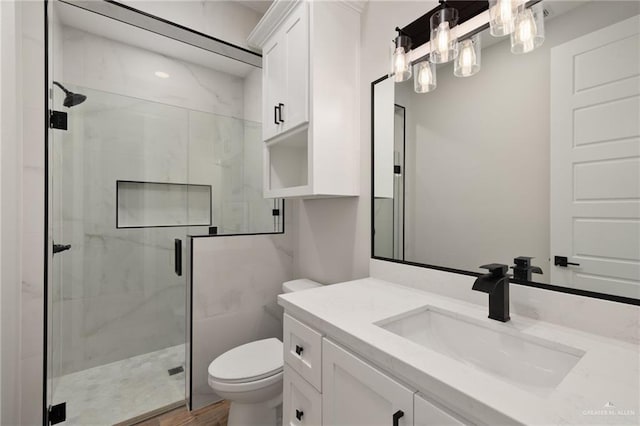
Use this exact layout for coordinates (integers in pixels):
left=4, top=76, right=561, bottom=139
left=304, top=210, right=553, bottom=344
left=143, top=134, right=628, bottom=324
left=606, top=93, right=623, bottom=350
left=282, top=279, right=322, bottom=293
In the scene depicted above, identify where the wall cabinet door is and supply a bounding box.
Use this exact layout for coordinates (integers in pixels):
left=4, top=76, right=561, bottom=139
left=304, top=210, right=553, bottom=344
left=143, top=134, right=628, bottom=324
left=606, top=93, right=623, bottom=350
left=263, top=35, right=285, bottom=141
left=281, top=3, right=309, bottom=132
left=322, top=339, right=414, bottom=426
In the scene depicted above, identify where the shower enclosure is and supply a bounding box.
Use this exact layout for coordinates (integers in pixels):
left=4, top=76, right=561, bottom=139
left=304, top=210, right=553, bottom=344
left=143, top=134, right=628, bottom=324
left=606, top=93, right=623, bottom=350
left=45, top=1, right=280, bottom=424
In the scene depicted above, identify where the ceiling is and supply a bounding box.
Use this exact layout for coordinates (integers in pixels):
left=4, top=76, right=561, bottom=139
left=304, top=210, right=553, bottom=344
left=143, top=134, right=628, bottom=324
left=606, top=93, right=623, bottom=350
left=55, top=1, right=259, bottom=77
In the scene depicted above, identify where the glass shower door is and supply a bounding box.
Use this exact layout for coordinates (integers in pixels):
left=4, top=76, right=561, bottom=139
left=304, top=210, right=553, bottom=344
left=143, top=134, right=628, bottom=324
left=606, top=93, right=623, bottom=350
left=47, top=83, right=192, bottom=424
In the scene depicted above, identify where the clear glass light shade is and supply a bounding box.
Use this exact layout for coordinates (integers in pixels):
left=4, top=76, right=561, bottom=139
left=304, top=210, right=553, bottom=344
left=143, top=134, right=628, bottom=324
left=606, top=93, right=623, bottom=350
left=488, top=0, right=523, bottom=37
left=429, top=8, right=458, bottom=64
left=414, top=60, right=437, bottom=93
left=511, top=2, right=545, bottom=54
left=391, top=45, right=412, bottom=82
left=454, top=35, right=481, bottom=77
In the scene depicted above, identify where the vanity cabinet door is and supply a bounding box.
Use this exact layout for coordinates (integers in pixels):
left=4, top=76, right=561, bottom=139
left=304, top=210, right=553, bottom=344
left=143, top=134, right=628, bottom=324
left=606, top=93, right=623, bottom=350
left=414, top=393, right=468, bottom=426
left=283, top=367, right=322, bottom=426
left=322, top=339, right=414, bottom=426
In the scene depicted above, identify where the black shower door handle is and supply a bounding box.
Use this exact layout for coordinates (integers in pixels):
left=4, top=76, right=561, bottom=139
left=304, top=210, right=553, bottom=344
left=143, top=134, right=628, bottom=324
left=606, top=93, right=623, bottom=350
left=174, top=239, right=182, bottom=276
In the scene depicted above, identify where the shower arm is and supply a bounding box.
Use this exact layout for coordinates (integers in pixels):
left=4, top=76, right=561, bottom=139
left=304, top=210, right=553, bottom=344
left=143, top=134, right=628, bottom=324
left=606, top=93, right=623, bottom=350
left=53, top=81, right=70, bottom=95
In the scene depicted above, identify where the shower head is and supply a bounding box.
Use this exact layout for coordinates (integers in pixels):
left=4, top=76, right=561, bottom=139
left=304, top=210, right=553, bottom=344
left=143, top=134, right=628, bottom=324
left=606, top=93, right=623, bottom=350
left=63, top=92, right=87, bottom=108
left=53, top=81, right=87, bottom=108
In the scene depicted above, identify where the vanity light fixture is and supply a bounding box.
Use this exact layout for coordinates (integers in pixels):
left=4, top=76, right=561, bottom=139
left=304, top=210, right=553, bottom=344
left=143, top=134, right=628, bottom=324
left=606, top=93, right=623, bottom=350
left=454, top=34, right=481, bottom=77
left=391, top=0, right=545, bottom=94
left=511, top=2, right=545, bottom=54
left=154, top=71, right=170, bottom=79
left=414, top=58, right=437, bottom=93
left=429, top=1, right=459, bottom=64
left=391, top=27, right=412, bottom=82
left=488, top=0, right=522, bottom=37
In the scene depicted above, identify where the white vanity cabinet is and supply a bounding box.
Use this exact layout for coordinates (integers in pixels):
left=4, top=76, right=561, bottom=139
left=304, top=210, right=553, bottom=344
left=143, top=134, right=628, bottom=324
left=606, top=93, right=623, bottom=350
left=281, top=313, right=470, bottom=426
left=415, top=393, right=467, bottom=426
left=248, top=0, right=361, bottom=199
left=322, top=339, right=414, bottom=426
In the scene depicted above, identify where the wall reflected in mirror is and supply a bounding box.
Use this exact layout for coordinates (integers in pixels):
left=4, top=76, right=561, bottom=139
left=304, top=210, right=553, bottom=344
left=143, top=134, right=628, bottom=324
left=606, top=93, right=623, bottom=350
left=372, top=1, right=640, bottom=301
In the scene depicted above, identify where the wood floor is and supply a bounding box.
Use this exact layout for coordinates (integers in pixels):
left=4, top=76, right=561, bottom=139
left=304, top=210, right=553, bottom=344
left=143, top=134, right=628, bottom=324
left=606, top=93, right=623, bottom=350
left=134, top=400, right=230, bottom=426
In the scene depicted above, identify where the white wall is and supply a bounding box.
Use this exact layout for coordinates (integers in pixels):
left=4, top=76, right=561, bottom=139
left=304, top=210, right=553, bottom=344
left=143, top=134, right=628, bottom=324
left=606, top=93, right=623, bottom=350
left=189, top=231, right=293, bottom=410
left=1, top=1, right=23, bottom=424
left=20, top=0, right=47, bottom=423
left=291, top=1, right=435, bottom=284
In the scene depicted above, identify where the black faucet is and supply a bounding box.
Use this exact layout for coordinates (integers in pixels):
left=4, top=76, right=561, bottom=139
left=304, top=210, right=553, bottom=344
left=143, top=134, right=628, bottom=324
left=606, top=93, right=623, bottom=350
left=511, top=256, right=543, bottom=282
left=472, top=264, right=510, bottom=322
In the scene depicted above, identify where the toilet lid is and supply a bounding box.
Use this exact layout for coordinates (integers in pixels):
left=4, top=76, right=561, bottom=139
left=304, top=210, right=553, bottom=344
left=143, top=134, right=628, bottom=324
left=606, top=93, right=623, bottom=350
left=208, top=338, right=283, bottom=383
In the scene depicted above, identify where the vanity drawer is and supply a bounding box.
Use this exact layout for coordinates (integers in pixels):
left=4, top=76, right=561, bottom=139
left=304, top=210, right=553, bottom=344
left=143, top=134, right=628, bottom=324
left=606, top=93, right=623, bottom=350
left=284, top=314, right=323, bottom=391
left=283, top=367, right=322, bottom=426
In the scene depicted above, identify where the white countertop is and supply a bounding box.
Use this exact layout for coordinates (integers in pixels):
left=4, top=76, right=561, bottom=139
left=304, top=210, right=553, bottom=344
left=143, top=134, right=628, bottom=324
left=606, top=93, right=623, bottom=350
left=278, top=278, right=640, bottom=425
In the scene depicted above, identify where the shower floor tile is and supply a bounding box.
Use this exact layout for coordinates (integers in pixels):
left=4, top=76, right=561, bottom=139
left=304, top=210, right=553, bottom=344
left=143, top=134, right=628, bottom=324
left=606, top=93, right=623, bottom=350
left=53, top=344, right=186, bottom=426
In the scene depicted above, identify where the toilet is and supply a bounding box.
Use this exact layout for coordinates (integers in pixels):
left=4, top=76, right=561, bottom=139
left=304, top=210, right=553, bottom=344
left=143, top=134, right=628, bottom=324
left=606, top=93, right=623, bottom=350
left=208, top=279, right=322, bottom=426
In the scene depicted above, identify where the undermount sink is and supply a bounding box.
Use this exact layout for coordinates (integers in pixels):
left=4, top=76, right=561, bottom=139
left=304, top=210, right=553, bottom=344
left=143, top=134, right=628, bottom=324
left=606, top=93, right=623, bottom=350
left=376, top=307, right=585, bottom=394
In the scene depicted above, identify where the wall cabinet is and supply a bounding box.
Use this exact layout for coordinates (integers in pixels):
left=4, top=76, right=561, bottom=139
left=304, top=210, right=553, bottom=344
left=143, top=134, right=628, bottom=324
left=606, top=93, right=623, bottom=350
left=281, top=313, right=471, bottom=426
left=248, top=0, right=361, bottom=198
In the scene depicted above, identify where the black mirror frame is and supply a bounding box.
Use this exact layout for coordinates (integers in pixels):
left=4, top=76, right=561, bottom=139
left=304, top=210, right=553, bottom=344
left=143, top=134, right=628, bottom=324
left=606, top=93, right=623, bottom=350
left=370, top=75, right=640, bottom=306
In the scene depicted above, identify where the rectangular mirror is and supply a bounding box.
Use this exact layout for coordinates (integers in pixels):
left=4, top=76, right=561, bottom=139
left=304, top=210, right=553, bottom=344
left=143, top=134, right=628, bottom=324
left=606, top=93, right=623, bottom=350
left=372, top=1, right=640, bottom=303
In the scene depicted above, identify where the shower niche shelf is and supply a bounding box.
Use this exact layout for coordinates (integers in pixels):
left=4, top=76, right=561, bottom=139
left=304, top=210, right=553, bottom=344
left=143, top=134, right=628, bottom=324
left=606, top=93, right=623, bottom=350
left=116, top=180, right=212, bottom=229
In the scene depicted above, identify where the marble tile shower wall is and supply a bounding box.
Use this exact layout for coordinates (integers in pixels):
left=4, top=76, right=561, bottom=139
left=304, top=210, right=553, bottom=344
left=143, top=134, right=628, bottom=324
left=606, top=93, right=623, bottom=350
left=54, top=26, right=266, bottom=374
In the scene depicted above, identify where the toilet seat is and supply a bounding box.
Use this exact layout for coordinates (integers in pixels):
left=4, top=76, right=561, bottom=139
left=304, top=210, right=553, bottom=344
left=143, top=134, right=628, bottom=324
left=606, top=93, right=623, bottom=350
left=208, top=370, right=283, bottom=394
left=208, top=338, right=283, bottom=384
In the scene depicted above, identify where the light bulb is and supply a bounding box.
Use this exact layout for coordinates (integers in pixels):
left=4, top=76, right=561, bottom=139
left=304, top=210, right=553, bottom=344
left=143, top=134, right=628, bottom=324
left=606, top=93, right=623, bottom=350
left=392, top=46, right=411, bottom=82
left=490, top=0, right=519, bottom=37
left=458, top=40, right=476, bottom=76
left=414, top=61, right=436, bottom=93
left=418, top=64, right=433, bottom=86
left=514, top=9, right=536, bottom=53
left=497, top=0, right=514, bottom=27
left=454, top=35, right=481, bottom=77
left=435, top=21, right=451, bottom=63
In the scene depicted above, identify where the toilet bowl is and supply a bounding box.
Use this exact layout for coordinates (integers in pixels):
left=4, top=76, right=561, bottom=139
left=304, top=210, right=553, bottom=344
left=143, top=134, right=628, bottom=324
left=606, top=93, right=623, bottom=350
left=208, top=279, right=322, bottom=426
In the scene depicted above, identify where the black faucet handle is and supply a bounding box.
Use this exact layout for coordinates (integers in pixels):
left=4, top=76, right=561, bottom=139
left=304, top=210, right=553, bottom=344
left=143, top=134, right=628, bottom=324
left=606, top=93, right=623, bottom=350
left=513, top=256, right=534, bottom=268
left=479, top=263, right=509, bottom=277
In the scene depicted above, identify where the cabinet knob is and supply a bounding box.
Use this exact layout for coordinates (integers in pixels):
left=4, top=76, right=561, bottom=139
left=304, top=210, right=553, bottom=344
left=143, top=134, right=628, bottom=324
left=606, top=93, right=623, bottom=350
left=295, top=409, right=304, bottom=421
left=274, top=105, right=280, bottom=125
left=295, top=345, right=304, bottom=356
left=392, top=410, right=404, bottom=426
